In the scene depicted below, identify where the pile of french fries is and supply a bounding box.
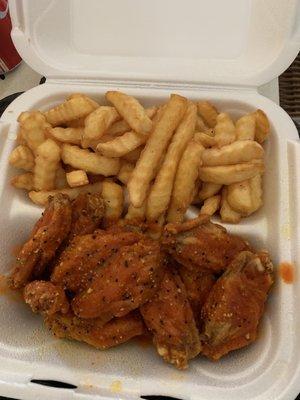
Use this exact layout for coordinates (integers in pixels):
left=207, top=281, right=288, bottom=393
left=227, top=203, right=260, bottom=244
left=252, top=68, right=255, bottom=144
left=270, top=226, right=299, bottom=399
left=9, top=91, right=269, bottom=226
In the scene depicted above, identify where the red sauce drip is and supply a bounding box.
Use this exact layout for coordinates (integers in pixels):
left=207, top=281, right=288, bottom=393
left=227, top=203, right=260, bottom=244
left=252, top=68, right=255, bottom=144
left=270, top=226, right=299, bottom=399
left=279, top=262, right=295, bottom=284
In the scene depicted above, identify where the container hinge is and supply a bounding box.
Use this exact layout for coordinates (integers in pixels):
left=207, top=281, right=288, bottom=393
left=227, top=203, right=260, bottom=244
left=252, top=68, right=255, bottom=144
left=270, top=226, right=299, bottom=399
left=45, top=77, right=259, bottom=94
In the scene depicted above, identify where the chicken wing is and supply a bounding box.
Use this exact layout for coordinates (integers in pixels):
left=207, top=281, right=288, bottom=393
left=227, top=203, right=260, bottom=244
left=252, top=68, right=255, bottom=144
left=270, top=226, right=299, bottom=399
left=69, top=193, right=105, bottom=239
left=9, top=194, right=72, bottom=289
left=179, top=266, right=216, bottom=328
left=24, top=280, right=69, bottom=316
left=162, top=215, right=249, bottom=273
left=201, top=250, right=273, bottom=360
left=72, top=236, right=164, bottom=319
left=51, top=230, right=141, bottom=293
left=46, top=311, right=145, bottom=349
left=140, top=268, right=201, bottom=369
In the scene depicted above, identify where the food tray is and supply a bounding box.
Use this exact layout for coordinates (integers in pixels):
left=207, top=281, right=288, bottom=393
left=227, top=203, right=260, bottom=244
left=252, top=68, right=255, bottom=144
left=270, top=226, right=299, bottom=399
left=0, top=83, right=299, bottom=400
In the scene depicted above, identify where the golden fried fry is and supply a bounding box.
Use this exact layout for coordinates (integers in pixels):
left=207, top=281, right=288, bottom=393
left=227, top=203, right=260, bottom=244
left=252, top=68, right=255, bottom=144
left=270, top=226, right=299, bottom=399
left=197, top=101, right=218, bottom=128
left=101, top=180, right=124, bottom=223
left=253, top=109, right=270, bottom=143
left=214, top=113, right=236, bottom=148
left=128, top=94, right=188, bottom=207
left=61, top=144, right=120, bottom=176
left=34, top=139, right=61, bottom=191
left=125, top=201, right=146, bottom=222
left=146, top=102, right=197, bottom=221
left=249, top=174, right=263, bottom=212
left=28, top=182, right=103, bottom=206
left=97, top=130, right=146, bottom=158
left=200, top=195, right=221, bottom=216
left=18, top=111, right=50, bottom=154
left=194, top=132, right=216, bottom=148
left=196, top=115, right=209, bottom=132
left=107, top=107, right=157, bottom=136
left=236, top=114, right=256, bottom=141
left=198, top=182, right=222, bottom=201
left=202, top=140, right=264, bottom=166
left=227, top=180, right=253, bottom=215
left=117, top=161, right=134, bottom=184
left=106, top=91, right=153, bottom=135
left=167, top=139, right=204, bottom=223
left=11, top=173, right=34, bottom=190
left=45, top=96, right=96, bottom=126
left=66, top=117, right=86, bottom=128
left=9, top=145, right=35, bottom=171
left=48, top=127, right=83, bottom=145
left=220, top=187, right=242, bottom=223
left=55, top=165, right=68, bottom=189
left=82, top=106, right=120, bottom=148
left=66, top=170, right=89, bottom=187
left=199, top=161, right=264, bottom=185
left=122, top=146, right=143, bottom=163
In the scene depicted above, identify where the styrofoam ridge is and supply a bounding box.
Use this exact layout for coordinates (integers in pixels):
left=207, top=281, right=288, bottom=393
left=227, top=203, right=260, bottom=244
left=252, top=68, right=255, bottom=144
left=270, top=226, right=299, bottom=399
left=0, top=82, right=299, bottom=400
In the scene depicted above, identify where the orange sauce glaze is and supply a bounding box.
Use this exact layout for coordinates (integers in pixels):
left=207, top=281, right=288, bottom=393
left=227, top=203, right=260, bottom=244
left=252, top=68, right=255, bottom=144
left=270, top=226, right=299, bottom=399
left=279, top=262, right=295, bottom=284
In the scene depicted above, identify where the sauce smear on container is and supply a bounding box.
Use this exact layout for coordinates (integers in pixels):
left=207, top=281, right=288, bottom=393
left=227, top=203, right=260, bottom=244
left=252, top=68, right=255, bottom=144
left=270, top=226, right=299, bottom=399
left=279, top=262, right=295, bottom=284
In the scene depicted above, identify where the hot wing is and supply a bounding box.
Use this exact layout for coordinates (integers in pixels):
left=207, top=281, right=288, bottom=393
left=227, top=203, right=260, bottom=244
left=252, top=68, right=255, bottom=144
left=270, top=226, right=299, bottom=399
left=201, top=251, right=273, bottom=360
left=162, top=215, right=249, bottom=273
left=141, top=268, right=201, bottom=369
left=9, top=194, right=72, bottom=289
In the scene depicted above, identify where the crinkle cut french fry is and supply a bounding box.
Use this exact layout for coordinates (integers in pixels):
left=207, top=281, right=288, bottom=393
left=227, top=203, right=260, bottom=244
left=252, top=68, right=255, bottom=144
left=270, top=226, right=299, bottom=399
left=11, top=173, right=34, bottom=190
left=106, top=91, right=153, bottom=135
left=125, top=201, right=146, bottom=222
left=194, top=132, right=216, bottom=148
left=97, top=130, right=147, bottom=158
left=197, top=101, right=218, bottom=128
left=66, top=170, right=89, bottom=188
left=198, top=182, right=222, bottom=201
left=214, top=113, right=236, bottom=148
left=67, top=93, right=100, bottom=109
left=55, top=165, right=68, bottom=189
left=196, top=115, right=209, bottom=132
left=48, top=127, right=83, bottom=145
left=61, top=144, right=120, bottom=176
left=220, top=187, right=241, bottom=223
left=101, top=180, right=124, bottom=223
left=200, top=194, right=221, bottom=216
left=18, top=111, right=50, bottom=154
left=199, top=161, right=264, bottom=185
left=107, top=107, right=157, bottom=136
left=9, top=145, right=35, bottom=171
left=236, top=114, right=256, bottom=141
left=122, top=146, right=143, bottom=163
left=28, top=182, right=103, bottom=206
left=146, top=102, right=197, bottom=221
left=44, top=96, right=97, bottom=126
left=128, top=94, right=188, bottom=207
left=201, top=140, right=264, bottom=166
left=117, top=161, right=135, bottom=184
left=252, top=109, right=270, bottom=143
left=82, top=106, right=120, bottom=148
left=66, top=117, right=86, bottom=128
left=167, top=139, right=204, bottom=223
left=34, top=139, right=61, bottom=191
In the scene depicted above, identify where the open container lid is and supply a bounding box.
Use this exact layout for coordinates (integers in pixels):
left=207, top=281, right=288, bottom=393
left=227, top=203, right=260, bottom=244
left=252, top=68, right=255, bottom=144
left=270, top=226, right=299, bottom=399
left=9, top=0, right=300, bottom=87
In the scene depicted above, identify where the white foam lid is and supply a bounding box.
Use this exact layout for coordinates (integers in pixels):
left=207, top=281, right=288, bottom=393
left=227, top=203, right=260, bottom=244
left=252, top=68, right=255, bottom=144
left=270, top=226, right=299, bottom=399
left=8, top=0, right=300, bottom=86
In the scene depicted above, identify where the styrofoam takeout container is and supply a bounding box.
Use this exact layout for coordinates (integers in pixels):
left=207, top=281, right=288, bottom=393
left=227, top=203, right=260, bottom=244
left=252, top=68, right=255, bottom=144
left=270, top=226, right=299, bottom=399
left=0, top=0, right=300, bottom=399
